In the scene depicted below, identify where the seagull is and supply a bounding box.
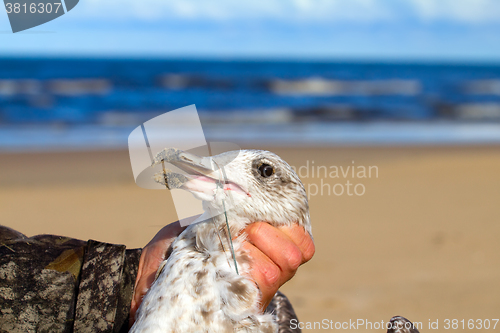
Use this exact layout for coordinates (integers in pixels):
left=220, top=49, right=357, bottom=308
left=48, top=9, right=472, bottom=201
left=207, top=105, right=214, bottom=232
left=130, top=148, right=312, bottom=333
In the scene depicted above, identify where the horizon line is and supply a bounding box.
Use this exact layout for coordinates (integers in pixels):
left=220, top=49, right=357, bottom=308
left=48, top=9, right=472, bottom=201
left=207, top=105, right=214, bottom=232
left=1, top=54, right=500, bottom=66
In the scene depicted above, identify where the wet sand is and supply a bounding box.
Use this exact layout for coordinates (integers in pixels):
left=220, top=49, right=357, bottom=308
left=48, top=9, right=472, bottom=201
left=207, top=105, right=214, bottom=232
left=1, top=146, right=499, bottom=332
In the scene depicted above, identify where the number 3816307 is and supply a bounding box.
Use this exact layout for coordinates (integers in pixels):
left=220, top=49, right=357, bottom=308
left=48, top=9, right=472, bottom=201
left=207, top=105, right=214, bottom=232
left=444, top=319, right=499, bottom=330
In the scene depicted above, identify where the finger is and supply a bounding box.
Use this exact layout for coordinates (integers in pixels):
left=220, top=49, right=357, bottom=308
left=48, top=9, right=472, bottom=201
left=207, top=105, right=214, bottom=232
left=130, top=249, right=148, bottom=321
left=277, top=224, right=315, bottom=263
left=133, top=222, right=184, bottom=299
left=130, top=221, right=187, bottom=326
left=130, top=246, right=168, bottom=320
left=245, top=222, right=303, bottom=279
left=130, top=269, right=156, bottom=316
left=240, top=240, right=281, bottom=311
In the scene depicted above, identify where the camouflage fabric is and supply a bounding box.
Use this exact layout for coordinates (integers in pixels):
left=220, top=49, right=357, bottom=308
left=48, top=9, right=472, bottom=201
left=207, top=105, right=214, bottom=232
left=0, top=226, right=141, bottom=333
left=0, top=225, right=301, bottom=333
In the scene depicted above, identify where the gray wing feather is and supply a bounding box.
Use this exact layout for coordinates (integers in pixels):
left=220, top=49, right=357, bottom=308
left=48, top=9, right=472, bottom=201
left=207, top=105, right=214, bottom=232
left=265, top=291, right=301, bottom=333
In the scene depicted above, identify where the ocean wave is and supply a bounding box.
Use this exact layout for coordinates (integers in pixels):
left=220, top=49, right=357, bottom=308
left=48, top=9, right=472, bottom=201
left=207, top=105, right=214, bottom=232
left=464, top=80, right=500, bottom=96
left=269, top=78, right=421, bottom=96
left=0, top=78, right=112, bottom=97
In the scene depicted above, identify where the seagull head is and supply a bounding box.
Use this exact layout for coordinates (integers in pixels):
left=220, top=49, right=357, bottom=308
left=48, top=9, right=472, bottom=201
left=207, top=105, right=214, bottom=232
left=153, top=148, right=311, bottom=235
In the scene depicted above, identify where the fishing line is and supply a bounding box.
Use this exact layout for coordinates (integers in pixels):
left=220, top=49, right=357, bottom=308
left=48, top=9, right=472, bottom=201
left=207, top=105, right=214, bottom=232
left=208, top=206, right=232, bottom=270
left=212, top=159, right=239, bottom=275
left=157, top=151, right=239, bottom=275
left=221, top=197, right=238, bottom=275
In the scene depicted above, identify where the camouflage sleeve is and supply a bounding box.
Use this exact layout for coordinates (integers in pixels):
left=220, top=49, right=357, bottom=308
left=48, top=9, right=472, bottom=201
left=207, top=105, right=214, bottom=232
left=0, top=226, right=141, bottom=333
left=73, top=240, right=141, bottom=333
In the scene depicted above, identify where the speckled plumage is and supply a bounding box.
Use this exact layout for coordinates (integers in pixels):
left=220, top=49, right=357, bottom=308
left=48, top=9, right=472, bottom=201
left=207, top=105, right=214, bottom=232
left=130, top=149, right=311, bottom=333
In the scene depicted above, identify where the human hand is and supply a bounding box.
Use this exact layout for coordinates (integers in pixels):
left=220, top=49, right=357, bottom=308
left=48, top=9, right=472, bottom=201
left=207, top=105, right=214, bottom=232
left=129, top=221, right=186, bottom=327
left=241, top=222, right=315, bottom=311
left=129, top=221, right=315, bottom=325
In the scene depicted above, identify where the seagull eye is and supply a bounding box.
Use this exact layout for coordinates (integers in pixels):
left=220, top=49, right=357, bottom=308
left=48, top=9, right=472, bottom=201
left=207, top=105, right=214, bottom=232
left=258, top=163, right=274, bottom=178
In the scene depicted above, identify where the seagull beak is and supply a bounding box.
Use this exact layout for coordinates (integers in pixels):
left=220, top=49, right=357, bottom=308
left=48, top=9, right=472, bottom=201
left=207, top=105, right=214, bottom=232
left=164, top=149, right=216, bottom=177
left=152, top=148, right=218, bottom=189
left=152, top=148, right=249, bottom=197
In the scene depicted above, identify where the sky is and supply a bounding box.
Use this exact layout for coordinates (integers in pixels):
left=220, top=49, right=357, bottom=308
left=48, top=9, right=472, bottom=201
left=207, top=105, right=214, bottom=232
left=1, top=0, right=499, bottom=62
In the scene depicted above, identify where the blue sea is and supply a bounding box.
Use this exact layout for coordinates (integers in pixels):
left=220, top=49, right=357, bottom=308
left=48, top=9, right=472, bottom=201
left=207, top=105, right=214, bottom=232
left=1, top=58, right=500, bottom=150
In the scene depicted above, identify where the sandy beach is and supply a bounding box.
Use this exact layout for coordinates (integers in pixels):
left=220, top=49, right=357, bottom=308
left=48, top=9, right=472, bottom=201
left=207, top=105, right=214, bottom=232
left=1, top=146, right=499, bottom=332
